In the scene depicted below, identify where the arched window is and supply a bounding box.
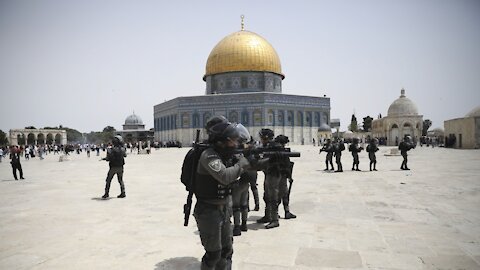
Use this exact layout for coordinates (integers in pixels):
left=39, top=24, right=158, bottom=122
left=297, top=111, right=303, bottom=126
left=391, top=124, right=399, bottom=129
left=55, top=134, right=62, bottom=144
left=27, top=133, right=35, bottom=145
left=229, top=111, right=239, bottom=123
left=37, top=133, right=45, bottom=144
left=241, top=111, right=249, bottom=126
left=306, top=112, right=312, bottom=127
left=278, top=111, right=284, bottom=126
left=287, top=111, right=294, bottom=126
left=267, top=109, right=274, bottom=125
left=193, top=113, right=200, bottom=128
left=46, top=134, right=53, bottom=144
left=314, top=112, right=321, bottom=126
left=182, top=113, right=190, bottom=128
left=253, top=109, right=262, bottom=126
left=403, top=122, right=411, bottom=127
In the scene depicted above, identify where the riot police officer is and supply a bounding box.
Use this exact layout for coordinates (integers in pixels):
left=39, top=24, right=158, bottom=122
left=256, top=128, right=282, bottom=229
left=366, top=138, right=379, bottom=171
left=275, top=135, right=297, bottom=219
left=319, top=139, right=335, bottom=171
left=194, top=120, right=251, bottom=270
left=101, top=135, right=127, bottom=199
left=348, top=137, right=363, bottom=171
left=399, top=136, right=413, bottom=170
left=333, top=139, right=345, bottom=172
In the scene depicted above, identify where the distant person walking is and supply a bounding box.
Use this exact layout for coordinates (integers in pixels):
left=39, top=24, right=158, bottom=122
left=101, top=136, right=127, bottom=199
left=10, top=146, right=24, bottom=180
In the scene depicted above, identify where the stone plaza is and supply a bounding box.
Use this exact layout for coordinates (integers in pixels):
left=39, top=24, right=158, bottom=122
left=0, top=145, right=479, bottom=269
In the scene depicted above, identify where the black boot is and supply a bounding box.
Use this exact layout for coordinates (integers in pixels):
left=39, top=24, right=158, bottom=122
left=102, top=193, right=109, bottom=199
left=256, top=204, right=271, bottom=223
left=117, top=192, right=126, bottom=198
left=252, top=189, right=260, bottom=211
left=233, top=225, right=241, bottom=236
left=241, top=221, right=248, bottom=232
left=265, top=220, right=279, bottom=229
left=285, top=211, right=297, bottom=219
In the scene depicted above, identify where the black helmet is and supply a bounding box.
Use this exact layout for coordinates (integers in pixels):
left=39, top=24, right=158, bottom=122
left=274, top=135, right=289, bottom=145
left=352, top=137, right=359, bottom=143
left=205, top=115, right=228, bottom=134
left=113, top=135, right=124, bottom=146
left=259, top=128, right=274, bottom=140
left=208, top=121, right=250, bottom=143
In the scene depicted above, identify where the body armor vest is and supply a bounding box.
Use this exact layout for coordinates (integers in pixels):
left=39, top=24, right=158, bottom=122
left=194, top=172, right=232, bottom=200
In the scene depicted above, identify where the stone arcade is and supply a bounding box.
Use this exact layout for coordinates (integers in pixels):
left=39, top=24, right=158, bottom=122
left=153, top=24, right=331, bottom=145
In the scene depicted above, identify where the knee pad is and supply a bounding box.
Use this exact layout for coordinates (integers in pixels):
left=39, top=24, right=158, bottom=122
left=232, top=207, right=241, bottom=213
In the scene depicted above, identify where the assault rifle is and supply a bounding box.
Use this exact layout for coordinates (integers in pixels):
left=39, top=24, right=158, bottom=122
left=234, top=145, right=301, bottom=158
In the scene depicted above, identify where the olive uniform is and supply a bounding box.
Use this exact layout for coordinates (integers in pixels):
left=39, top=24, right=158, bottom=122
left=366, top=140, right=379, bottom=171
left=194, top=147, right=249, bottom=270
left=333, top=140, right=345, bottom=172
left=399, top=137, right=413, bottom=170
left=102, top=140, right=127, bottom=199
left=348, top=138, right=363, bottom=171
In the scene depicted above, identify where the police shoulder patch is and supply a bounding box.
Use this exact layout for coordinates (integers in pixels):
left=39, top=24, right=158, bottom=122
left=208, top=159, right=222, bottom=172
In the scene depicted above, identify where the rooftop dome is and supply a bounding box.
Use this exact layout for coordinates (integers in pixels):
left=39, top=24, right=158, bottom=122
left=204, top=29, right=283, bottom=80
left=465, top=106, right=480, bottom=118
left=318, top=123, right=332, bottom=132
left=125, top=113, right=143, bottom=125
left=387, top=89, right=419, bottom=117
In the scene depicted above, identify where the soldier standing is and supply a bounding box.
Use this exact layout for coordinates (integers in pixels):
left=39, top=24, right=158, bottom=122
left=256, top=129, right=282, bottom=229
left=275, top=135, right=297, bottom=219
left=319, top=139, right=335, bottom=171
left=399, top=136, right=413, bottom=170
left=366, top=138, right=379, bottom=171
left=348, top=137, right=363, bottom=171
left=101, top=135, right=127, bottom=199
left=193, top=120, right=251, bottom=269
left=333, top=139, right=345, bottom=172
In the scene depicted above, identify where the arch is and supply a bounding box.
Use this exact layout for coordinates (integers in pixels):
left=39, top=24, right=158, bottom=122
left=267, top=109, right=274, bottom=125
left=192, top=113, right=200, bottom=128
left=287, top=111, right=294, bottom=126
left=182, top=113, right=190, bottom=128
left=27, top=133, right=36, bottom=145
left=253, top=109, right=262, bottom=126
left=306, top=112, right=312, bottom=127
left=241, top=111, right=249, bottom=126
left=391, top=123, right=399, bottom=129
left=203, top=112, right=212, bottom=126
left=46, top=133, right=54, bottom=144
left=277, top=111, right=284, bottom=126
left=314, top=112, right=321, bottom=126
left=229, top=111, right=239, bottom=123
left=55, top=134, right=62, bottom=144
left=296, top=111, right=303, bottom=126
left=17, top=134, right=26, bottom=145
left=403, top=122, right=412, bottom=127
left=37, top=133, right=45, bottom=144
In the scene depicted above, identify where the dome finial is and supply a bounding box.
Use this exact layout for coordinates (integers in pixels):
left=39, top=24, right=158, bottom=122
left=240, top=15, right=245, bottom=31
left=400, top=88, right=405, bottom=97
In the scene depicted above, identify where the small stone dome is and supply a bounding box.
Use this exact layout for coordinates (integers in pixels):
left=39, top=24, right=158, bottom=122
left=318, top=123, right=332, bottom=132
left=125, top=113, right=143, bottom=125
left=387, top=89, right=419, bottom=117
left=465, top=106, right=480, bottom=118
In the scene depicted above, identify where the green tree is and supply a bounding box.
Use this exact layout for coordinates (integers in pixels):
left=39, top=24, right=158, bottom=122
left=64, top=127, right=83, bottom=143
left=362, top=116, right=373, bottom=132
left=349, top=114, right=358, bottom=132
left=422, top=119, right=432, bottom=136
left=0, top=130, right=9, bottom=146
left=25, top=126, right=36, bottom=129
left=102, top=126, right=116, bottom=143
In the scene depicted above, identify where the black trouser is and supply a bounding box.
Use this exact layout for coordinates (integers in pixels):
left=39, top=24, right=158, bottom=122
left=12, top=163, right=23, bottom=180
left=352, top=153, right=359, bottom=169
left=232, top=180, right=249, bottom=226
left=248, top=172, right=259, bottom=208
left=194, top=201, right=233, bottom=270
left=335, top=153, right=343, bottom=171
left=401, top=153, right=408, bottom=169
left=278, top=175, right=291, bottom=212
left=326, top=153, right=334, bottom=170
left=104, top=166, right=125, bottom=195
left=369, top=153, right=376, bottom=170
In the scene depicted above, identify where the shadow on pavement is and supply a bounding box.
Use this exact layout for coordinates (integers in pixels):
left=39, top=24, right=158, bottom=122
left=154, top=256, right=200, bottom=270
left=91, top=197, right=112, bottom=201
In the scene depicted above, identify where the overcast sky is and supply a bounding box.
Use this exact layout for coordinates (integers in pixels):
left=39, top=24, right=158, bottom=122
left=1, top=0, right=479, bottom=133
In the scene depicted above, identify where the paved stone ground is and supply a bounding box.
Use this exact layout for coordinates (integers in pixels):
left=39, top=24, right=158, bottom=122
left=0, top=145, right=479, bottom=270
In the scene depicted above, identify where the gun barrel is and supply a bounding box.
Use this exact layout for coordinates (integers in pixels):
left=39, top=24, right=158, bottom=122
left=263, top=151, right=301, bottom=157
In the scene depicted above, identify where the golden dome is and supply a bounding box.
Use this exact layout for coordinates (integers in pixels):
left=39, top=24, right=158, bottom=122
left=204, top=30, right=284, bottom=80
